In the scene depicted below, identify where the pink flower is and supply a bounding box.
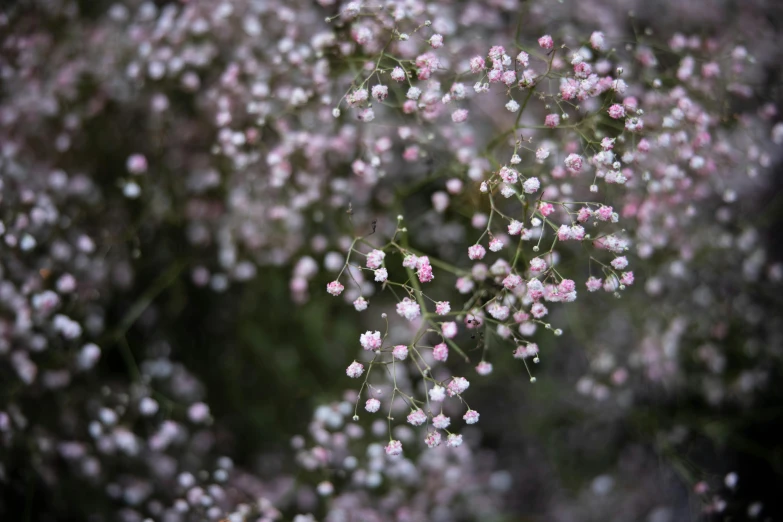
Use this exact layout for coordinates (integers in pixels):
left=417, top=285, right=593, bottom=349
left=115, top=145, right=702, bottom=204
left=374, top=268, right=388, bottom=282
left=391, top=67, right=406, bottom=82
left=326, top=281, right=344, bottom=296
left=360, top=331, right=382, bottom=350
left=353, top=296, right=368, bottom=311
left=446, top=433, right=463, bottom=447
left=366, top=249, right=386, bottom=269
left=385, top=440, right=403, bottom=457
left=539, top=202, right=555, bottom=217
left=433, top=342, right=449, bottom=362
left=425, top=431, right=442, bottom=448
left=516, top=51, right=529, bottom=66
left=513, top=343, right=539, bottom=359
left=469, top=56, right=485, bottom=73
left=447, top=377, right=470, bottom=396
left=523, top=177, right=540, bottom=194
left=442, top=322, right=458, bottom=339
left=611, top=257, right=629, bottom=270
left=393, top=345, right=409, bottom=360
left=432, top=301, right=449, bottom=316
left=407, top=409, right=427, bottom=426
left=417, top=259, right=434, bottom=282
left=371, top=84, right=388, bottom=102
left=429, top=385, right=446, bottom=402
left=126, top=154, right=148, bottom=174
left=538, top=35, right=554, bottom=50
left=430, top=34, right=444, bottom=48
left=396, top=297, right=422, bottom=321
left=596, top=206, right=614, bottom=221
left=545, top=114, right=560, bottom=128
left=346, top=361, right=364, bottom=378
left=620, top=271, right=635, bottom=285
left=564, top=153, right=583, bottom=172
left=530, top=257, right=548, bottom=273
left=586, top=276, right=602, bottom=292
left=531, top=302, right=548, bottom=318
left=503, top=274, right=522, bottom=289
left=508, top=220, right=524, bottom=235
left=402, top=254, right=419, bottom=269
left=365, top=398, right=380, bottom=412
left=476, top=361, right=493, bottom=375
left=590, top=31, right=605, bottom=50
left=432, top=413, right=450, bottom=429
left=608, top=104, right=626, bottom=119
left=468, top=244, right=486, bottom=260
left=451, top=109, right=468, bottom=123
left=489, top=238, right=504, bottom=252
left=463, top=409, right=480, bottom=424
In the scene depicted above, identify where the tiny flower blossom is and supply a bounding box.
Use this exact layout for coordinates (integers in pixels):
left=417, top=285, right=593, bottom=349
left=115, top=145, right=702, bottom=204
left=433, top=301, right=450, bottom=316
left=586, top=276, right=603, bottom=292
left=513, top=343, right=539, bottom=359
left=545, top=114, right=560, bottom=127
left=596, top=206, right=614, bottom=221
left=442, top=321, right=458, bottom=339
left=608, top=104, right=626, bottom=119
left=390, top=67, right=406, bottom=81
left=346, top=361, right=364, bottom=378
left=365, top=398, right=380, bottom=412
left=564, top=154, right=583, bottom=172
left=505, top=99, right=520, bottom=112
left=499, top=166, right=519, bottom=184
left=407, top=409, right=427, bottom=426
left=432, top=413, right=451, bottom=429
left=611, top=257, right=629, bottom=270
left=425, top=431, right=442, bottom=448
left=463, top=410, right=480, bottom=424
left=406, top=87, right=422, bottom=100
left=503, top=274, right=523, bottom=289
left=469, top=56, right=486, bottom=73
left=501, top=70, right=517, bottom=85
left=536, top=147, right=550, bottom=162
left=590, top=31, right=605, bottom=50
left=620, top=272, right=635, bottom=285
left=396, top=297, right=422, bottom=321
left=530, top=257, right=548, bottom=273
left=326, top=281, right=344, bottom=296
left=429, top=34, right=443, bottom=48
left=402, top=254, right=419, bottom=269
left=353, top=296, right=369, bottom=311
left=451, top=109, right=468, bottom=123
left=523, top=177, right=540, bottom=194
left=539, top=202, right=555, bottom=217
left=385, top=440, right=403, bottom=457
left=468, top=244, right=486, bottom=260
left=393, top=345, right=409, bottom=360
left=417, top=262, right=434, bottom=283
left=516, top=51, right=530, bottom=66
left=360, top=331, right=382, bottom=350
left=374, top=268, right=388, bottom=282
left=447, top=377, right=470, bottom=396
left=446, top=433, right=464, bottom=448
left=433, top=342, right=449, bottom=362
left=358, top=108, right=374, bottom=122
left=371, top=84, right=388, bottom=102
left=531, top=302, right=548, bottom=318
left=366, top=249, right=386, bottom=269
left=538, top=35, right=554, bottom=50
left=508, top=220, right=524, bottom=235
left=476, top=361, right=493, bottom=375
left=489, top=238, right=504, bottom=252
left=429, top=385, right=446, bottom=402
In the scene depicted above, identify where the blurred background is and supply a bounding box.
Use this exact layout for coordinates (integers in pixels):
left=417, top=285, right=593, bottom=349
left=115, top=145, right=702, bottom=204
left=1, top=0, right=783, bottom=521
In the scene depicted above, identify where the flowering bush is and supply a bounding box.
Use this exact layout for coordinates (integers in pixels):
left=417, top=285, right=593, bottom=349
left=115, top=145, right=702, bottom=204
left=1, top=0, right=782, bottom=521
